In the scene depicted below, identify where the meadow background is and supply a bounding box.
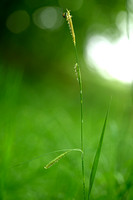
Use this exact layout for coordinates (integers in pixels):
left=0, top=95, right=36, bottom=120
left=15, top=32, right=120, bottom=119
left=0, top=0, right=133, bottom=199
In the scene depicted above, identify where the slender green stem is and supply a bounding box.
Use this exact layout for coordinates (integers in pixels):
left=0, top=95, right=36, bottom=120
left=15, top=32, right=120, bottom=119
left=74, top=44, right=86, bottom=200
left=63, top=9, right=86, bottom=199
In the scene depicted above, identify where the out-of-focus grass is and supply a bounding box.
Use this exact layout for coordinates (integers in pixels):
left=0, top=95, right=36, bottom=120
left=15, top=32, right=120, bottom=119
left=0, top=63, right=133, bottom=200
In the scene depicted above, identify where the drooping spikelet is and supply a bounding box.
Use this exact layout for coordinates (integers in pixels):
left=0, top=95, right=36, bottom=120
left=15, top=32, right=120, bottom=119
left=44, top=151, right=69, bottom=169
left=63, top=9, right=76, bottom=46
left=44, top=149, right=82, bottom=169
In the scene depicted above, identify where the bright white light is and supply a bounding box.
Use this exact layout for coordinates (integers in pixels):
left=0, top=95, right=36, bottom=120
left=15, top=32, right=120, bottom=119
left=85, top=12, right=133, bottom=83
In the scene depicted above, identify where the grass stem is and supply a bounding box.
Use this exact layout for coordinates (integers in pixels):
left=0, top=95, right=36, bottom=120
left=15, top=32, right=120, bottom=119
left=74, top=44, right=86, bottom=200
left=63, top=9, right=86, bottom=199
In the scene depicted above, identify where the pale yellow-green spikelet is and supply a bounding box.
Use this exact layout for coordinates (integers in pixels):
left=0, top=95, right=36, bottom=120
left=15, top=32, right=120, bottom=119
left=44, top=149, right=82, bottom=169
left=44, top=151, right=70, bottom=169
left=66, top=9, right=76, bottom=46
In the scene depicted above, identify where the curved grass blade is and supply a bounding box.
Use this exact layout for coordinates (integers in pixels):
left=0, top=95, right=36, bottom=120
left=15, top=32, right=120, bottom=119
left=44, top=149, right=82, bottom=169
left=88, top=100, right=111, bottom=200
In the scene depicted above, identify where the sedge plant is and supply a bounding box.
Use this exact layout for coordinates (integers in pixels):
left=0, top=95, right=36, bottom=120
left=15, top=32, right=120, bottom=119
left=63, top=9, right=86, bottom=199
left=44, top=9, right=110, bottom=200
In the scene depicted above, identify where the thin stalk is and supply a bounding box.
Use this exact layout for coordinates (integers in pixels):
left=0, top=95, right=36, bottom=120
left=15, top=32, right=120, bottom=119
left=74, top=44, right=86, bottom=199
left=63, top=9, right=86, bottom=199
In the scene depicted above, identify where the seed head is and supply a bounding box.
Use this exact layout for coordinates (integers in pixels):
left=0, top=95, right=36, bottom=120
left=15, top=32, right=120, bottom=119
left=63, top=9, right=76, bottom=46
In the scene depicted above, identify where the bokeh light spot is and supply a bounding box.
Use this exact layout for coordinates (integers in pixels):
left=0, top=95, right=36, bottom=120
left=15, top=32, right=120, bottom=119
left=6, top=10, right=30, bottom=34
left=33, top=7, right=63, bottom=30
left=58, top=0, right=83, bottom=11
left=85, top=12, right=133, bottom=83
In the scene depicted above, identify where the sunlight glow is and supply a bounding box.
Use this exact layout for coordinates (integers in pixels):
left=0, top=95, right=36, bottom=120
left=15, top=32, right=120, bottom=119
left=85, top=12, right=133, bottom=83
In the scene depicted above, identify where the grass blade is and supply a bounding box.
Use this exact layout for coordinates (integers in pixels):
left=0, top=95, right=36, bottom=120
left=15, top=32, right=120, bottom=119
left=88, top=100, right=111, bottom=200
left=44, top=149, right=82, bottom=169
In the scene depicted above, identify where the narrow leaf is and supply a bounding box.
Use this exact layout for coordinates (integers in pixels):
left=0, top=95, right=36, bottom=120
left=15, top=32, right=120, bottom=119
left=88, top=100, right=111, bottom=200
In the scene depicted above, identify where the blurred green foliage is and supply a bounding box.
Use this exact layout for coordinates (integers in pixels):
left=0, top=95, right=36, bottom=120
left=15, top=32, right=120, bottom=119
left=0, top=0, right=133, bottom=199
left=0, top=0, right=126, bottom=72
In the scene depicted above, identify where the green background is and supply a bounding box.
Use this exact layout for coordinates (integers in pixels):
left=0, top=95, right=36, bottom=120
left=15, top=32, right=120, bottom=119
left=0, top=0, right=133, bottom=199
